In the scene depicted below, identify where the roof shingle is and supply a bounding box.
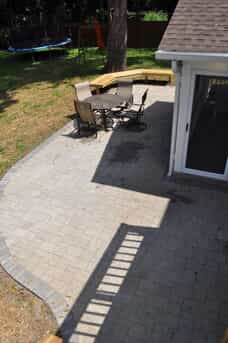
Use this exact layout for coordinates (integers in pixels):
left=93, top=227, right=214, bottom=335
left=159, top=0, right=228, bottom=54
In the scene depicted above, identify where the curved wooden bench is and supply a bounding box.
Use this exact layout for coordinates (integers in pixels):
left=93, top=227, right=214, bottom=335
left=90, top=68, right=174, bottom=93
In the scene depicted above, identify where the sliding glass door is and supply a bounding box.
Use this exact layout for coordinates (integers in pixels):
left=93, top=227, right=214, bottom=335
left=185, top=75, right=228, bottom=178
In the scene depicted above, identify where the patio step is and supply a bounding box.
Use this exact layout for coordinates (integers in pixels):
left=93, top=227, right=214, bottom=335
left=90, top=68, right=175, bottom=93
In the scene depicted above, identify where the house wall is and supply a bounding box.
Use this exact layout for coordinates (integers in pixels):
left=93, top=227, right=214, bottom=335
left=171, top=59, right=228, bottom=180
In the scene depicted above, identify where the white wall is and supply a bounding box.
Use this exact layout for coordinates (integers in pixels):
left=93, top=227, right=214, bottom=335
left=170, top=59, right=228, bottom=180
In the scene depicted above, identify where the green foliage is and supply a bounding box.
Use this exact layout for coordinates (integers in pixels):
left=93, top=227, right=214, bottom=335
left=143, top=10, right=168, bottom=22
left=16, top=139, right=27, bottom=153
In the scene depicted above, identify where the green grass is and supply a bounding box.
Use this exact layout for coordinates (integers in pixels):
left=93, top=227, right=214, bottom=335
left=127, top=49, right=169, bottom=69
left=0, top=47, right=170, bottom=177
left=143, top=11, right=168, bottom=22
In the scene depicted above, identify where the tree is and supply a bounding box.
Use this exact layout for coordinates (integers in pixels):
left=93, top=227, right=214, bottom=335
left=43, top=0, right=65, bottom=39
left=105, top=0, right=127, bottom=72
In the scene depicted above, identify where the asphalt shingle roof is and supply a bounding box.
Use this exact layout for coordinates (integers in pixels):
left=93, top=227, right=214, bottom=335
left=159, top=0, right=228, bottom=54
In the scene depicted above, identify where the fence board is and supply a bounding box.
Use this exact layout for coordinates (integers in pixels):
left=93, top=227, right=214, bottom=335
left=65, top=21, right=167, bottom=49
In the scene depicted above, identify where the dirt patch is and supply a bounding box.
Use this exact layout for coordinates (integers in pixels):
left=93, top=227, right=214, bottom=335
left=0, top=266, right=57, bottom=343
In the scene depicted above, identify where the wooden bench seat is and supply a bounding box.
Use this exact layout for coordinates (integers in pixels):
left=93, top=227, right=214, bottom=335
left=90, top=68, right=174, bottom=93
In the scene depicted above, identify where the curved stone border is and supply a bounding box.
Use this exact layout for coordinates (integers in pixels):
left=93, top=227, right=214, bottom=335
left=0, top=234, right=68, bottom=327
left=0, top=123, right=72, bottom=329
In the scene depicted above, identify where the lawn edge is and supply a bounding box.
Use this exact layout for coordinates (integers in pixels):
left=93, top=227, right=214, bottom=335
left=0, top=234, right=68, bottom=327
left=0, top=121, right=73, bottom=193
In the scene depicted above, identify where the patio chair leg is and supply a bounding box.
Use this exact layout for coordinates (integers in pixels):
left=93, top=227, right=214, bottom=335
left=74, top=116, right=81, bottom=135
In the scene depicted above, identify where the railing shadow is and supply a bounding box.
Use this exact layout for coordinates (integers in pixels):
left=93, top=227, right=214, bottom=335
left=58, top=219, right=228, bottom=342
left=58, top=223, right=155, bottom=342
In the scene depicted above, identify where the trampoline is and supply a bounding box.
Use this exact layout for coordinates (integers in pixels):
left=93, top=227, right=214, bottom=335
left=8, top=37, right=72, bottom=53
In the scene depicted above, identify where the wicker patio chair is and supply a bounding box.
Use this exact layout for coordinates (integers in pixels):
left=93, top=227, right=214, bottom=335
left=74, top=81, right=92, bottom=102
left=74, top=101, right=98, bottom=137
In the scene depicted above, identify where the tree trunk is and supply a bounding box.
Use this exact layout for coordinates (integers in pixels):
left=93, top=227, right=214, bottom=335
left=45, top=0, right=65, bottom=40
left=105, top=0, right=127, bottom=72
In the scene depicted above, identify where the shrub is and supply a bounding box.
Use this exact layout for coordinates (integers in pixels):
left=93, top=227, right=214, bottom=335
left=143, top=11, right=168, bottom=22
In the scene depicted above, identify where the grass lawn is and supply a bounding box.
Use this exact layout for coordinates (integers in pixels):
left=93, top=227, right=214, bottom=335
left=0, top=266, right=57, bottom=342
left=0, top=48, right=170, bottom=178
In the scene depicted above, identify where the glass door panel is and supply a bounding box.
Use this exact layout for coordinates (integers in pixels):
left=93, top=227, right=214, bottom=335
left=186, top=75, right=228, bottom=175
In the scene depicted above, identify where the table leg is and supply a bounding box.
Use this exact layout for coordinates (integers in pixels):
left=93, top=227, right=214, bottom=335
left=102, top=110, right=108, bottom=131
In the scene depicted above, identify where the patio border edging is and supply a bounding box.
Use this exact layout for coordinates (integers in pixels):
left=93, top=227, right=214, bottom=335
left=0, top=122, right=73, bottom=195
left=0, top=234, right=68, bottom=327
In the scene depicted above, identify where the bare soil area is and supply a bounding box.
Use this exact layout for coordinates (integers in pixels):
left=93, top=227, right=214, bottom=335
left=0, top=266, right=57, bottom=343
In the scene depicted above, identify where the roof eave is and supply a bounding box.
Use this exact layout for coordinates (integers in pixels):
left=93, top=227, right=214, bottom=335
left=156, top=50, right=228, bottom=62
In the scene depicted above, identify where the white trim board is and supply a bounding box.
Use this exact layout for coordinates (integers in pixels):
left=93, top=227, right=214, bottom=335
left=181, top=166, right=228, bottom=181
left=156, top=50, right=228, bottom=62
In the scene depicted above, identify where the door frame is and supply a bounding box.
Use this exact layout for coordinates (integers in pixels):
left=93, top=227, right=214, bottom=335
left=178, top=67, right=228, bottom=181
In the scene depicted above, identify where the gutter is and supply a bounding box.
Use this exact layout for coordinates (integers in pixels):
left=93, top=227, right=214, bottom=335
left=156, top=50, right=228, bottom=62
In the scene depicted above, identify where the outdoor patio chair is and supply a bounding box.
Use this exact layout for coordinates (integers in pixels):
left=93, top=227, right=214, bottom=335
left=118, top=88, right=149, bottom=127
left=74, top=100, right=98, bottom=137
left=110, top=79, right=134, bottom=120
left=116, top=79, right=133, bottom=107
left=74, top=81, right=92, bottom=102
left=127, top=88, right=148, bottom=119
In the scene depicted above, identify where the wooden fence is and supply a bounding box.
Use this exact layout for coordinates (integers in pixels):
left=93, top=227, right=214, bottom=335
left=65, top=21, right=167, bottom=49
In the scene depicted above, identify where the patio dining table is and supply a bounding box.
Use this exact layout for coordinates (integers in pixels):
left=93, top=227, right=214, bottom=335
left=84, top=94, right=125, bottom=130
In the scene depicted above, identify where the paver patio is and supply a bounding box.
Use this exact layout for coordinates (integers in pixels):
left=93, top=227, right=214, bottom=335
left=1, top=85, right=228, bottom=342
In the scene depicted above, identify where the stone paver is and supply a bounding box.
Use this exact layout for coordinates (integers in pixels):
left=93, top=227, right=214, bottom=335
left=0, top=234, right=66, bottom=325
left=1, top=85, right=228, bottom=342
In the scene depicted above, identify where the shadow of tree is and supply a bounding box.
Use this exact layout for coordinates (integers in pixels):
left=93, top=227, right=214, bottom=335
left=0, top=48, right=171, bottom=115
left=127, top=53, right=170, bottom=70
left=0, top=48, right=106, bottom=113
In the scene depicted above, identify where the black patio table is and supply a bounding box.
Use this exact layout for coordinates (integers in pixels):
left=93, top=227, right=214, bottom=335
left=84, top=94, right=125, bottom=130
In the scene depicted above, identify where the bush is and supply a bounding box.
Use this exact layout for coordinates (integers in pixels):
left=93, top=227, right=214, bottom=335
left=143, top=11, right=168, bottom=22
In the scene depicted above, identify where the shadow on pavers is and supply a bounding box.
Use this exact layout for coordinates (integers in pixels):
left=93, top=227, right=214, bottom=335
left=58, top=100, right=228, bottom=342
left=92, top=101, right=174, bottom=197
left=58, top=219, right=228, bottom=342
